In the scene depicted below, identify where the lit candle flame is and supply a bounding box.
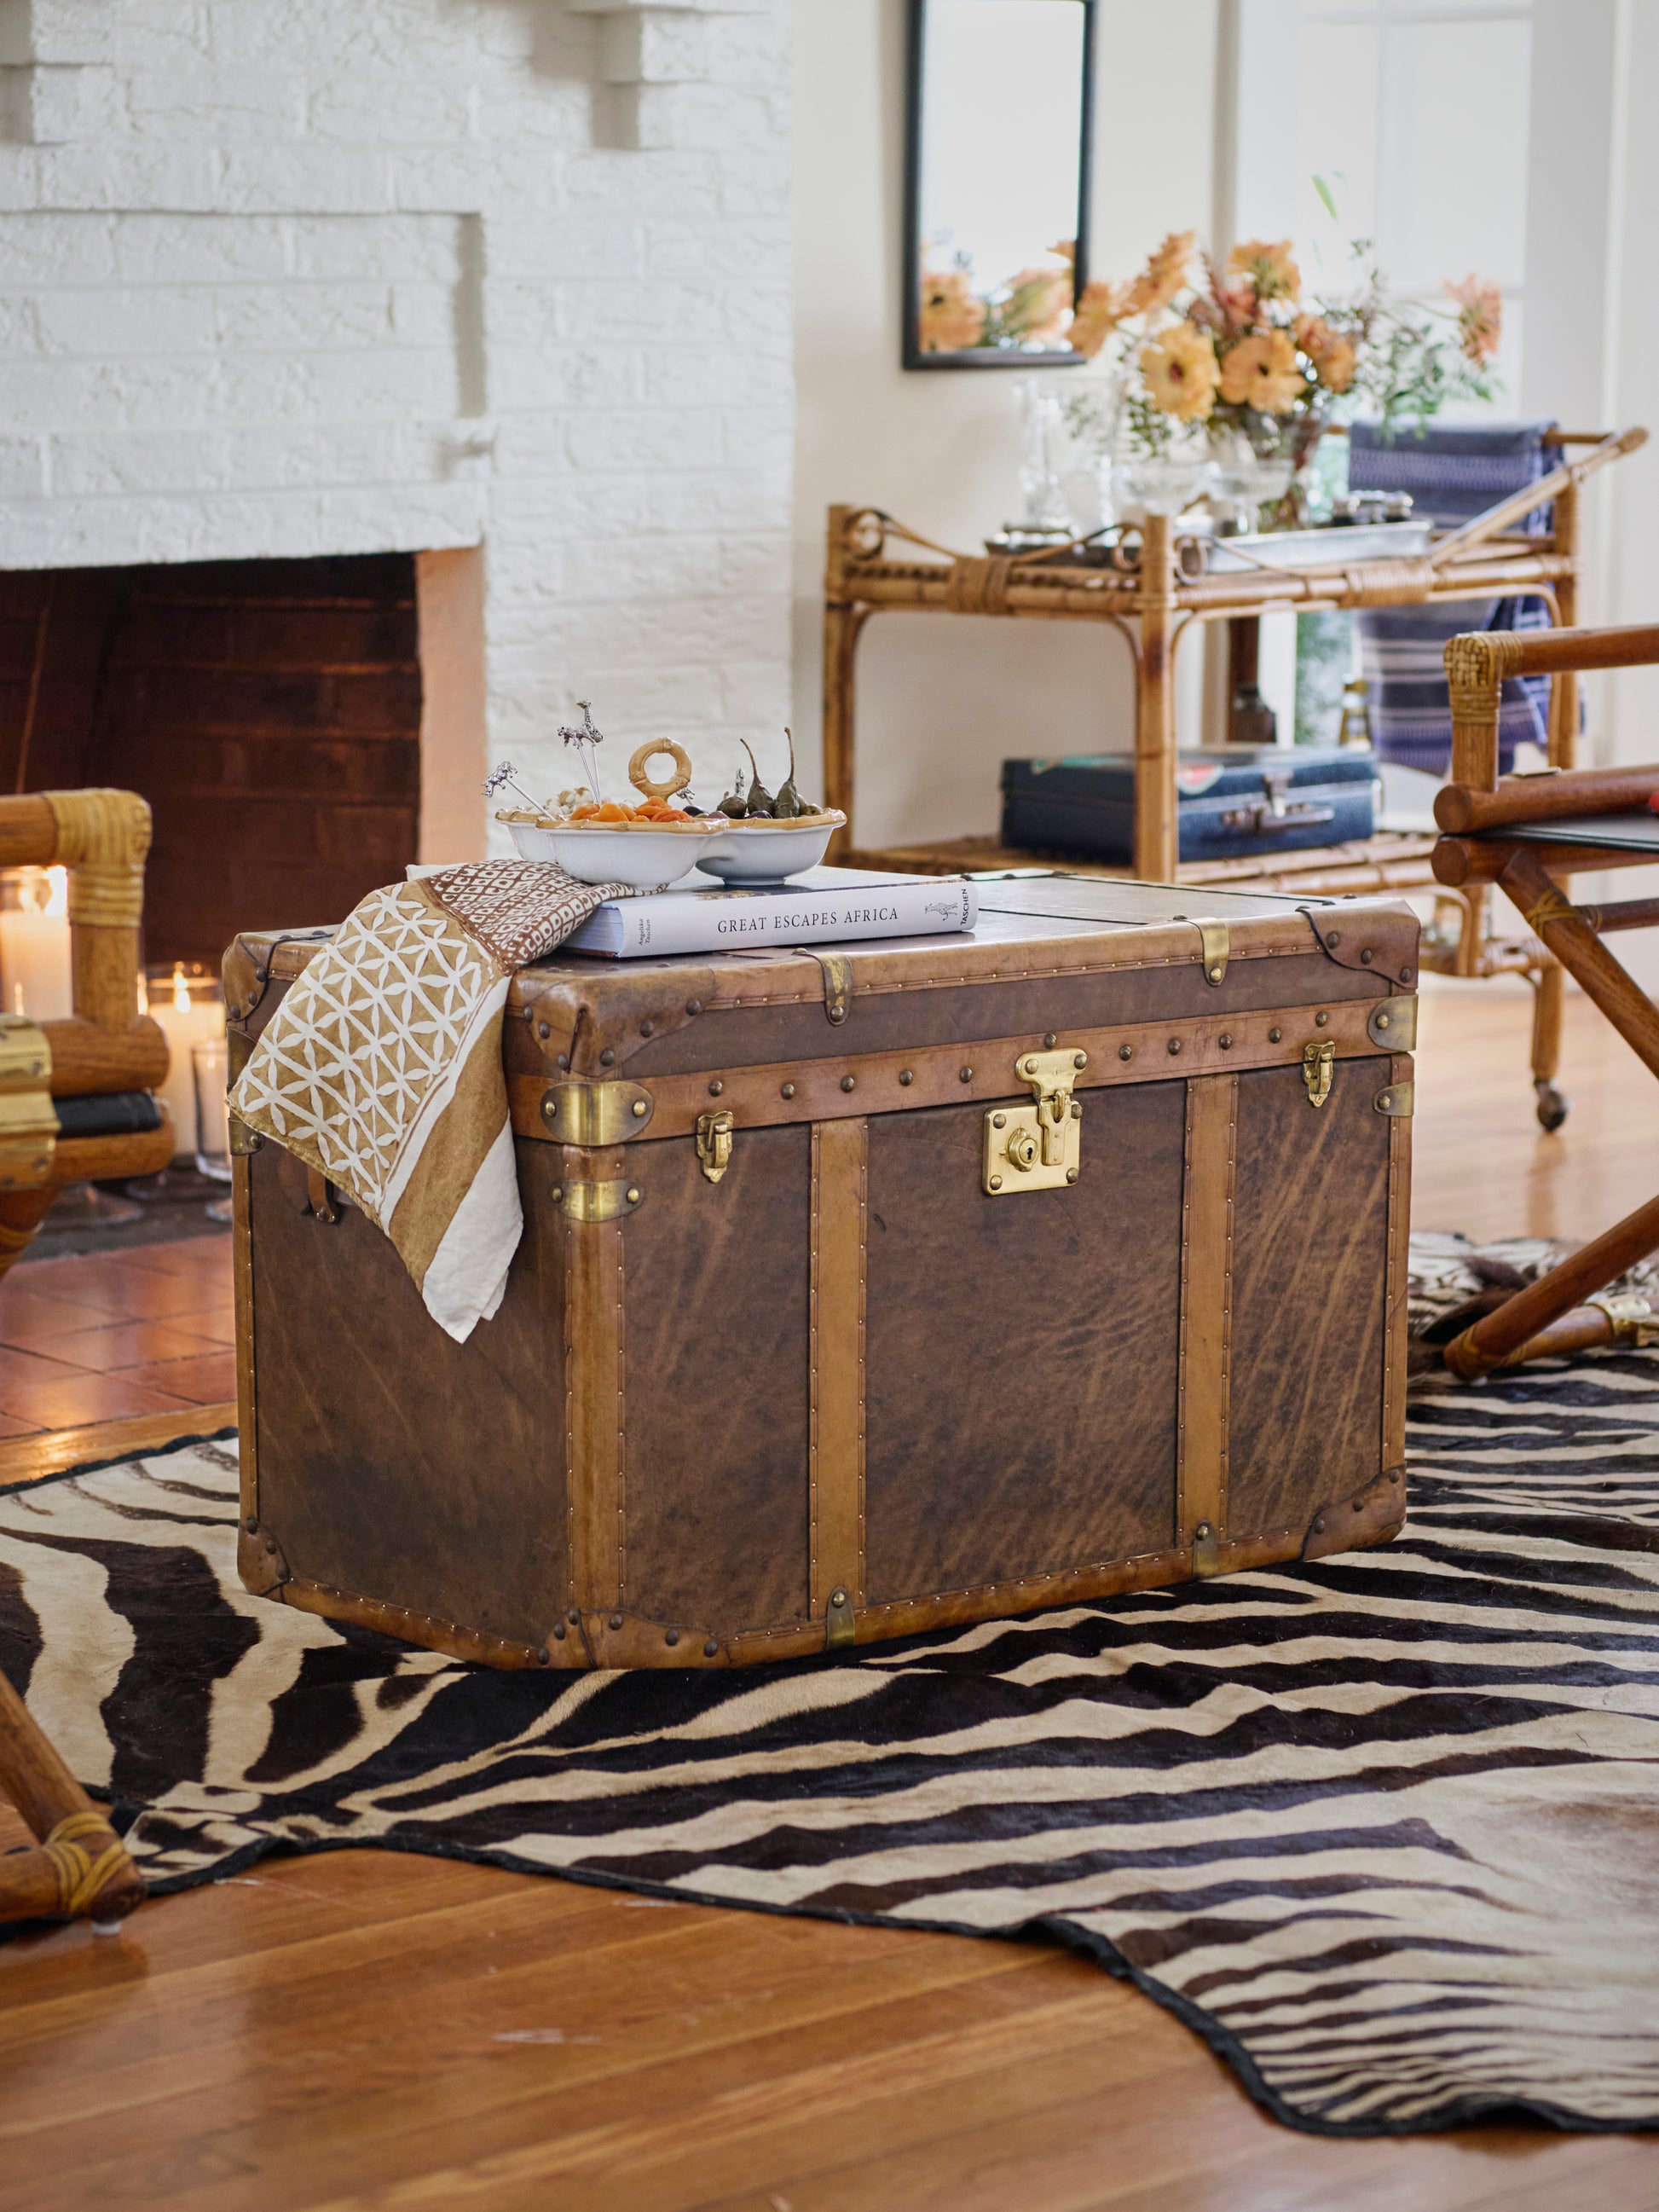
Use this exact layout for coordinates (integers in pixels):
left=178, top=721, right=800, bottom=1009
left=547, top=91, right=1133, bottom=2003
left=43, top=866, right=66, bottom=918
left=171, top=961, right=190, bottom=1013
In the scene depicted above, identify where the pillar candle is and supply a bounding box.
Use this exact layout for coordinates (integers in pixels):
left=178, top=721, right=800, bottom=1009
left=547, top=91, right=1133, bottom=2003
left=148, top=964, right=225, bottom=1160
left=0, top=866, right=72, bottom=1022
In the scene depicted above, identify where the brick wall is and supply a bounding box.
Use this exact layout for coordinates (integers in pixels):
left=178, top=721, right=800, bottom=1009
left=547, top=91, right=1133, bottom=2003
left=0, top=556, right=423, bottom=964
left=0, top=0, right=794, bottom=845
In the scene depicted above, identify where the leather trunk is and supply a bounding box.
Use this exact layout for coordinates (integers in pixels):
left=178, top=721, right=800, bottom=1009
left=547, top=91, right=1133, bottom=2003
left=225, top=877, right=1418, bottom=1671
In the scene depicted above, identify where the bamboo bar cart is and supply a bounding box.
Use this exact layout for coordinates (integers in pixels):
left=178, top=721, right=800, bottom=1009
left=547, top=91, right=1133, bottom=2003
left=824, top=426, right=1646, bottom=1123
left=1431, top=621, right=1659, bottom=1374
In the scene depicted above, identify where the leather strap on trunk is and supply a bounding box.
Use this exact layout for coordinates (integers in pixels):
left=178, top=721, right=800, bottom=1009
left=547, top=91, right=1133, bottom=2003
left=1178, top=1074, right=1236, bottom=1572
left=810, top=1116, right=866, bottom=1642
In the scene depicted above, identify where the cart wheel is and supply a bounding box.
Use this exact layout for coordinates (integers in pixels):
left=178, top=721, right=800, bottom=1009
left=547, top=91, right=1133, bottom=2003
left=1535, top=1080, right=1571, bottom=1132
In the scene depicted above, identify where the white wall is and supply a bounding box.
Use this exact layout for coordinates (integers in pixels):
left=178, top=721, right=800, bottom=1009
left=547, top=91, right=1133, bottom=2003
left=0, top=0, right=795, bottom=844
left=791, top=0, right=1219, bottom=851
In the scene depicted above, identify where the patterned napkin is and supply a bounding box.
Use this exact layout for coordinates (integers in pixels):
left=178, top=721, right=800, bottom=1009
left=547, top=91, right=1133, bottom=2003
left=230, top=860, right=624, bottom=1341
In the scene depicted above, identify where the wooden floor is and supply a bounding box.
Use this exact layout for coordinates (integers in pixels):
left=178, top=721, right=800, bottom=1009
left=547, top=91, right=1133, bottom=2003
left=3, top=978, right=1657, bottom=2211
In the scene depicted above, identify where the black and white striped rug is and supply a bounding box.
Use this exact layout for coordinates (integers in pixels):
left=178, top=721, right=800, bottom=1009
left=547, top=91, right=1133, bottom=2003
left=3, top=1329, right=1658, bottom=2136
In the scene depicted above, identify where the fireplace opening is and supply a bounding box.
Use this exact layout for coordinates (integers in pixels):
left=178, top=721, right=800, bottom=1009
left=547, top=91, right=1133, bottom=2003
left=0, top=549, right=484, bottom=969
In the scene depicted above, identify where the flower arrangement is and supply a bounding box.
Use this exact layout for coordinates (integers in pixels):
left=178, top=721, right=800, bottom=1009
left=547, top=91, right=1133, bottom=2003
left=1063, top=201, right=1504, bottom=489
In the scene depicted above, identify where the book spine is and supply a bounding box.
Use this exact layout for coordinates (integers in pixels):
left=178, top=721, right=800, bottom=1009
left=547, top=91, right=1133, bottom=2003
left=604, top=880, right=978, bottom=958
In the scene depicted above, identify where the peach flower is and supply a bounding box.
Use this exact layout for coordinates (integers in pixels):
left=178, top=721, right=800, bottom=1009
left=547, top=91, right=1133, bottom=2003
left=1129, top=229, right=1197, bottom=315
left=1448, top=275, right=1502, bottom=364
left=1067, top=277, right=1136, bottom=358
left=1004, top=265, right=1072, bottom=346
left=1140, top=323, right=1220, bottom=421
left=1219, top=328, right=1304, bottom=413
left=1295, top=313, right=1356, bottom=393
left=918, top=268, right=986, bottom=353
left=1228, top=238, right=1302, bottom=299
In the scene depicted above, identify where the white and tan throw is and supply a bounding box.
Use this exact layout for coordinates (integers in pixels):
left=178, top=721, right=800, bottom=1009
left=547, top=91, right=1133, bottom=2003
left=229, top=860, right=622, bottom=1341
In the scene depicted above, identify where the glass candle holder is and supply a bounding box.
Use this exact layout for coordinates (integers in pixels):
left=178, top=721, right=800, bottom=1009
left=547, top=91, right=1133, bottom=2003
left=144, top=962, right=224, bottom=1160
left=191, top=1036, right=233, bottom=1184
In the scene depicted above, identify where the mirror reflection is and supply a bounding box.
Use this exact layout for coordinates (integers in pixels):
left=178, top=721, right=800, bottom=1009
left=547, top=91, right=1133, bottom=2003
left=906, top=0, right=1095, bottom=367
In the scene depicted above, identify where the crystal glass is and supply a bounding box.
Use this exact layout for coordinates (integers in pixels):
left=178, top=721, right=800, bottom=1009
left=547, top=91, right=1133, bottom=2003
left=1112, top=444, right=1214, bottom=518
left=192, top=1037, right=232, bottom=1184
left=1208, top=427, right=1294, bottom=534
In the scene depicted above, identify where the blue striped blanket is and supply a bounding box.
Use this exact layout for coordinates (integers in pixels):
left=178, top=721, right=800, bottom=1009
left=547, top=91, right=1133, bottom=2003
left=1350, top=420, right=1558, bottom=775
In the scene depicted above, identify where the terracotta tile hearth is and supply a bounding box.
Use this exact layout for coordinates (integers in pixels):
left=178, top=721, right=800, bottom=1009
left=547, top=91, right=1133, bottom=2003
left=0, top=1235, right=233, bottom=1435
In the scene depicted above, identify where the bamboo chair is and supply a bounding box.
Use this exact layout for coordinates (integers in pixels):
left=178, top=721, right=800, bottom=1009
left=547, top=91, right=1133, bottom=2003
left=0, top=787, right=176, bottom=1277
left=0, top=1665, right=145, bottom=1930
left=1431, top=623, right=1659, bottom=1374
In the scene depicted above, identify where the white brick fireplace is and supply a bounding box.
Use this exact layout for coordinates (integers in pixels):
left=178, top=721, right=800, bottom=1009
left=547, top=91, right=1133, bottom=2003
left=0, top=0, right=794, bottom=857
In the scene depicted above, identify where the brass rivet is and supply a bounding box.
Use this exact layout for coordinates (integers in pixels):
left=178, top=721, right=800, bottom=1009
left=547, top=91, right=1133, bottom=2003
left=627, top=1187, right=640, bottom=1205
left=1378, top=1013, right=1390, bottom=1029
left=631, top=1099, right=647, bottom=1116
left=830, top=1587, right=847, bottom=1607
left=1066, top=1167, right=1078, bottom=1184
left=537, top=1647, right=550, bottom=1665
left=1071, top=1100, right=1081, bottom=1119
left=263, top=1533, right=276, bottom=1551
left=1401, top=965, right=1414, bottom=983
left=569, top=1608, right=581, bottom=1624
left=609, top=1613, right=623, bottom=1630
left=1043, top=1031, right=1057, bottom=1049
left=557, top=1052, right=569, bottom=1070
left=989, top=1173, right=1003, bottom=1190
left=551, top=1184, right=564, bottom=1203
left=1074, top=1051, right=1086, bottom=1068
left=1315, top=1010, right=1328, bottom=1027
left=899, top=1068, right=913, bottom=1086
left=1269, top=1027, right=1282, bottom=1043
left=1327, top=932, right=1341, bottom=948
left=992, top=1112, right=1006, bottom=1127
left=552, top=1621, right=565, bottom=1640
left=1360, top=948, right=1373, bottom=965
left=1208, top=965, right=1223, bottom=982
left=1167, top=1039, right=1182, bottom=1055
left=639, top=1020, right=654, bottom=1038
left=599, top=1047, right=616, bottom=1065
left=1314, top=1516, right=1326, bottom=1533
left=665, top=1629, right=679, bottom=1647
left=959, top=1066, right=974, bottom=1082
left=782, top=1081, right=796, bottom=1098
left=685, top=999, right=702, bottom=1015
left=245, top=1515, right=258, bottom=1534
left=841, top=1074, right=856, bottom=1092
left=703, top=1640, right=719, bottom=1658
left=708, top=1079, right=724, bottom=1096
left=1219, top=1033, right=1233, bottom=1049
left=537, top=1022, right=550, bottom=1039
left=1119, top=1045, right=1133, bottom=1063
left=1194, top=1520, right=1211, bottom=1539
left=1390, top=1470, right=1401, bottom=1484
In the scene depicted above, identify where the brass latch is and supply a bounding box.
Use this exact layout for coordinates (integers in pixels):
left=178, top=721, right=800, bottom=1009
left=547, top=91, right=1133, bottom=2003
left=1587, top=1291, right=1659, bottom=1347
left=696, top=1109, right=734, bottom=1184
left=984, top=1045, right=1085, bottom=1194
left=1303, top=1039, right=1334, bottom=1108
left=1196, top=921, right=1229, bottom=987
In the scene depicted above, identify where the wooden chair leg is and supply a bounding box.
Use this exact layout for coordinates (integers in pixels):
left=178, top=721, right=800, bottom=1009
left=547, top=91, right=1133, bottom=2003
left=0, top=1665, right=146, bottom=1929
left=1529, top=959, right=1569, bottom=1131
left=1446, top=847, right=1659, bottom=1375
left=0, top=1185, right=58, bottom=1286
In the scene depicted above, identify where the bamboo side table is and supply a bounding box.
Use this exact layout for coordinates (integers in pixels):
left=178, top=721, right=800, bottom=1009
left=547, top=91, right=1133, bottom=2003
left=822, top=427, right=1645, bottom=1124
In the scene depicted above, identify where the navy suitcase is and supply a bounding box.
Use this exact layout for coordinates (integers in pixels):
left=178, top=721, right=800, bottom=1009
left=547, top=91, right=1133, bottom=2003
left=1000, top=748, right=1380, bottom=866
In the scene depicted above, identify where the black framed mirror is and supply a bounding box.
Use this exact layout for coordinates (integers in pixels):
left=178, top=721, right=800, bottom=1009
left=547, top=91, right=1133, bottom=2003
left=903, top=0, right=1097, bottom=370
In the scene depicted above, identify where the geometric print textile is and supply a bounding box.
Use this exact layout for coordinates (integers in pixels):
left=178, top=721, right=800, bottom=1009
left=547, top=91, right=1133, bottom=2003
left=228, top=862, right=621, bottom=1342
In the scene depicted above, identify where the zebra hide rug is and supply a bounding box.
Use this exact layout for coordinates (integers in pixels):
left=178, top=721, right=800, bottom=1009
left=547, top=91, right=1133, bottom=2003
left=3, top=1348, right=1658, bottom=2138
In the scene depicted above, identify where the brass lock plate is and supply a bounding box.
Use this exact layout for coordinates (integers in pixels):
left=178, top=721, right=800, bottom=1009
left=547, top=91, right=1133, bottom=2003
left=983, top=1045, right=1085, bottom=1195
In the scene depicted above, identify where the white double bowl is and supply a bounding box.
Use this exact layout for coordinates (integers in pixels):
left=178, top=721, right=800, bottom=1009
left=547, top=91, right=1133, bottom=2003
left=506, top=811, right=847, bottom=890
